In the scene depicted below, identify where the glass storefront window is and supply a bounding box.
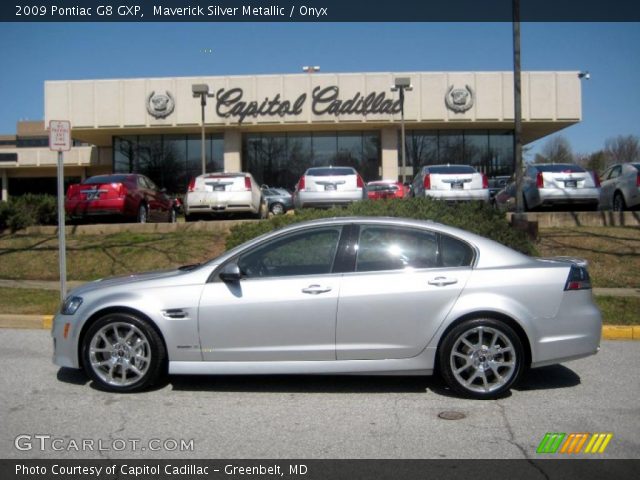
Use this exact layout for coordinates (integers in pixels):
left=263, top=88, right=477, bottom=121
left=113, top=134, right=223, bottom=194
left=400, top=130, right=514, bottom=178
left=242, top=131, right=381, bottom=189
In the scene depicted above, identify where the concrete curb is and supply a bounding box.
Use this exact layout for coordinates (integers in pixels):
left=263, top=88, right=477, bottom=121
left=1, top=315, right=638, bottom=341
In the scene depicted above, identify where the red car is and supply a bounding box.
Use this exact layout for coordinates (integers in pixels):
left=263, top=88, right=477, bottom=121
left=366, top=180, right=406, bottom=200
left=65, top=174, right=176, bottom=223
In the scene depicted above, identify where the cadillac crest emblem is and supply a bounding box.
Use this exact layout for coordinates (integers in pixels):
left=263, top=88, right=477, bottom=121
left=445, top=85, right=474, bottom=113
left=146, top=91, right=175, bottom=119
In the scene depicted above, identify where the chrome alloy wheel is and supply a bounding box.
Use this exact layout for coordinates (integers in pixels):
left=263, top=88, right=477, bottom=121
left=449, top=326, right=516, bottom=394
left=88, top=322, right=152, bottom=387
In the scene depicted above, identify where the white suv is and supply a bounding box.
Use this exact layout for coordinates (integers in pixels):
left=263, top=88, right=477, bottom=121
left=185, top=172, right=266, bottom=220
left=293, top=166, right=367, bottom=209
left=412, top=165, right=490, bottom=202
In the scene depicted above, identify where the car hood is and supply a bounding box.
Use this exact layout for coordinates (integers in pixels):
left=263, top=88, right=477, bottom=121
left=68, top=268, right=192, bottom=297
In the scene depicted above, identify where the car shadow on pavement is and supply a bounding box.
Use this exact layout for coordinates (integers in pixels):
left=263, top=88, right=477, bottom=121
left=56, top=367, right=91, bottom=386
left=169, top=374, right=436, bottom=394
left=514, top=365, right=581, bottom=391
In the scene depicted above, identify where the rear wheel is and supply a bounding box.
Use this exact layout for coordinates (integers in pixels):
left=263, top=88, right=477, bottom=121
left=81, top=313, right=166, bottom=393
left=439, top=318, right=524, bottom=399
left=613, top=192, right=626, bottom=212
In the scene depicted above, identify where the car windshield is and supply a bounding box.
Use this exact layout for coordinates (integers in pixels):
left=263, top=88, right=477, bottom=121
left=535, top=164, right=585, bottom=173
left=306, top=167, right=355, bottom=176
left=427, top=166, right=476, bottom=174
left=83, top=174, right=130, bottom=184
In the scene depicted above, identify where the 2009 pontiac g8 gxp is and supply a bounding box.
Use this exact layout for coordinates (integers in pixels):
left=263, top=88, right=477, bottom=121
left=53, top=217, right=601, bottom=399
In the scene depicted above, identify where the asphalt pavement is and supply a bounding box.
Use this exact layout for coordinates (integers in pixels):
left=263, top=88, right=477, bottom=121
left=0, top=329, right=638, bottom=459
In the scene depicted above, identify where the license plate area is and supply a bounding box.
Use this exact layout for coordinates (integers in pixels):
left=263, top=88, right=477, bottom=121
left=213, top=185, right=226, bottom=192
left=451, top=182, right=463, bottom=190
left=564, top=181, right=577, bottom=188
left=86, top=191, right=100, bottom=200
left=324, top=184, right=336, bottom=191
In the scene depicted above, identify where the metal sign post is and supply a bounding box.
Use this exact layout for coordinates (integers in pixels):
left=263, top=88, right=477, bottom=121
left=49, top=120, right=71, bottom=302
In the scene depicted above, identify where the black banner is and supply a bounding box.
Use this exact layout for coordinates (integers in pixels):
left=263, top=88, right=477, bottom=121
left=2, top=0, right=640, bottom=22
left=2, top=460, right=640, bottom=480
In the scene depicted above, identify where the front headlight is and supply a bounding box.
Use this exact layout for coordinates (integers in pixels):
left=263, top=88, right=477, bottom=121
left=61, top=296, right=83, bottom=315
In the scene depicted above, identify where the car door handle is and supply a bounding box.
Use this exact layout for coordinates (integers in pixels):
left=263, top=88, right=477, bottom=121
left=301, top=285, right=332, bottom=295
left=428, top=277, right=458, bottom=287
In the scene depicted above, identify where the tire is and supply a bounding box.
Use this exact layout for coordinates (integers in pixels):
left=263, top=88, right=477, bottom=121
left=613, top=192, right=626, bottom=212
left=137, top=204, right=148, bottom=224
left=255, top=197, right=268, bottom=219
left=270, top=202, right=285, bottom=216
left=81, top=313, right=166, bottom=393
left=438, top=318, right=524, bottom=399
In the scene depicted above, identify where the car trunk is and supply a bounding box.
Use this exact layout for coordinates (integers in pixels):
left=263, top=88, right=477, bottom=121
left=429, top=173, right=483, bottom=191
left=67, top=182, right=126, bottom=201
left=304, top=174, right=359, bottom=192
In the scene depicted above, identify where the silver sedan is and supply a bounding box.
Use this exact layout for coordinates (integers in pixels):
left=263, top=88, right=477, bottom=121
left=52, top=217, right=601, bottom=399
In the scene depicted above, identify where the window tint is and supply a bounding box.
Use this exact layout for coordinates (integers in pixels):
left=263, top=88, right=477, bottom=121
left=427, top=165, right=477, bottom=175
left=440, top=234, right=474, bottom=267
left=608, top=166, right=622, bottom=180
left=306, top=167, right=355, bottom=176
left=356, top=226, right=438, bottom=272
left=535, top=164, right=585, bottom=173
left=238, top=227, right=342, bottom=278
left=83, top=175, right=130, bottom=185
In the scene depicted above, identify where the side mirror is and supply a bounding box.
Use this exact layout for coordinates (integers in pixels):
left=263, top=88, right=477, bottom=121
left=219, top=262, right=242, bottom=283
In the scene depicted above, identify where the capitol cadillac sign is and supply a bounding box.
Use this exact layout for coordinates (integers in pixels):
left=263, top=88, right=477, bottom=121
left=146, top=84, right=475, bottom=123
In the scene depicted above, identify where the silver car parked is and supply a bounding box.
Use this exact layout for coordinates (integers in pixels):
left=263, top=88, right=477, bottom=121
left=412, top=165, right=490, bottom=202
left=52, top=217, right=601, bottom=399
left=599, top=163, right=640, bottom=211
left=520, top=163, right=600, bottom=211
left=293, top=166, right=366, bottom=209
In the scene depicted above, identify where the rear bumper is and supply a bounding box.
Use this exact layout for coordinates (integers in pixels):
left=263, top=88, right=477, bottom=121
left=538, top=187, right=600, bottom=205
left=185, top=191, right=256, bottom=214
left=530, top=290, right=602, bottom=368
left=423, top=189, right=490, bottom=202
left=295, top=190, right=365, bottom=208
left=65, top=198, right=127, bottom=217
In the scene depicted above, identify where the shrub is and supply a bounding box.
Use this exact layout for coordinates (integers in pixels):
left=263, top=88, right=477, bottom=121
left=226, top=198, right=536, bottom=255
left=0, top=194, right=59, bottom=233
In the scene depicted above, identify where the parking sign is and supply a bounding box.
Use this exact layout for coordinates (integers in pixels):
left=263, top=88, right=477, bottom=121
left=49, top=120, right=71, bottom=152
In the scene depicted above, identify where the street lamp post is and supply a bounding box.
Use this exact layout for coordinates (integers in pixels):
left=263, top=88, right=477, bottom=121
left=192, top=84, right=214, bottom=175
left=391, top=77, right=413, bottom=183
left=513, top=0, right=524, bottom=214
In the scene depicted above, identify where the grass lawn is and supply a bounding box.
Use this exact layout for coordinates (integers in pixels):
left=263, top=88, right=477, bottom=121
left=0, top=230, right=227, bottom=282
left=537, top=227, right=640, bottom=288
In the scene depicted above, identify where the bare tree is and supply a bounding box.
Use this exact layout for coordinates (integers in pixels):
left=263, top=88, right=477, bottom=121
left=538, top=135, right=574, bottom=164
left=604, top=134, right=640, bottom=165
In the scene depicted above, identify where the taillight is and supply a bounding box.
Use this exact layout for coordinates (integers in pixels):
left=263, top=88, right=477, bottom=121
left=564, top=265, right=592, bottom=291
left=482, top=173, right=489, bottom=189
left=536, top=172, right=544, bottom=189
left=423, top=174, right=431, bottom=190
left=636, top=172, right=640, bottom=187
left=187, top=178, right=196, bottom=192
left=592, top=171, right=601, bottom=188
left=356, top=175, right=364, bottom=189
left=116, top=183, right=127, bottom=197
left=244, top=176, right=252, bottom=191
left=297, top=176, right=306, bottom=191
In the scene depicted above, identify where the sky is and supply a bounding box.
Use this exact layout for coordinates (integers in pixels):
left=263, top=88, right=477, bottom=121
left=1, top=22, right=639, bottom=159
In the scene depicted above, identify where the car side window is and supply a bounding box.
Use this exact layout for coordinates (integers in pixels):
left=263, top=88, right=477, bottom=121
left=608, top=166, right=621, bottom=180
left=237, top=227, right=342, bottom=279
left=440, top=234, right=474, bottom=267
left=355, top=226, right=439, bottom=272
left=137, top=176, right=149, bottom=189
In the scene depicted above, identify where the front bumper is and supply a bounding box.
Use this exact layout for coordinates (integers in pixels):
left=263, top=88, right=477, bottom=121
left=51, top=313, right=81, bottom=369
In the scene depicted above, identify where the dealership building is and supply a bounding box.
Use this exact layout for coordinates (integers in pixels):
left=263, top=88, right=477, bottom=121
left=0, top=71, right=582, bottom=199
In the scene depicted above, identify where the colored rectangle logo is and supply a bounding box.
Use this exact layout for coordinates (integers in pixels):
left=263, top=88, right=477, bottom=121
left=537, top=433, right=613, bottom=454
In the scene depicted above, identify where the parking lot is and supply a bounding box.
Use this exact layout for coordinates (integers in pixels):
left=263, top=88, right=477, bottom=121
left=1, top=328, right=638, bottom=459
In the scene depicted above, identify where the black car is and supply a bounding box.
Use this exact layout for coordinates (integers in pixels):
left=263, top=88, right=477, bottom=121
left=262, top=187, right=294, bottom=215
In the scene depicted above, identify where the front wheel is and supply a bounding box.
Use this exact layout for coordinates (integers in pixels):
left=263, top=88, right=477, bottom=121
left=439, top=318, right=524, bottom=399
left=82, top=313, right=166, bottom=393
left=270, top=202, right=285, bottom=216
left=137, top=204, right=148, bottom=223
